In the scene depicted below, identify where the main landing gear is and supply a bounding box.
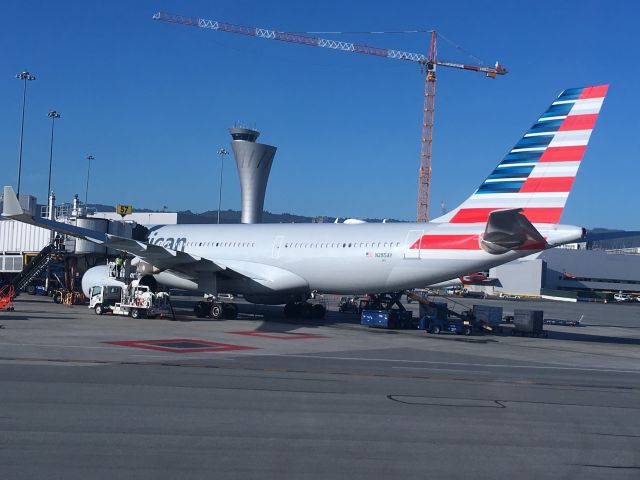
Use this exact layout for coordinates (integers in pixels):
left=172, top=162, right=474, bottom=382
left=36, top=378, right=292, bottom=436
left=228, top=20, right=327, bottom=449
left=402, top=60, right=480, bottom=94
left=194, top=301, right=238, bottom=320
left=359, top=292, right=407, bottom=312
left=283, top=301, right=326, bottom=320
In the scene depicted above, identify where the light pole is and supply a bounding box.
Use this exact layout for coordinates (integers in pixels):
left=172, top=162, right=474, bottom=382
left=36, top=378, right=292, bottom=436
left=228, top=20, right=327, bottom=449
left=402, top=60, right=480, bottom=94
left=85, top=155, right=94, bottom=207
left=217, top=148, right=229, bottom=224
left=15, top=71, right=36, bottom=197
left=46, top=111, right=61, bottom=203
left=45, top=111, right=61, bottom=291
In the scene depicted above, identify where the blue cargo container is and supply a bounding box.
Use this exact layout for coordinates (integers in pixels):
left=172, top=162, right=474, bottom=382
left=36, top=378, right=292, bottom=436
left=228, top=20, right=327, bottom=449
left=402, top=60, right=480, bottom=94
left=361, top=309, right=414, bottom=329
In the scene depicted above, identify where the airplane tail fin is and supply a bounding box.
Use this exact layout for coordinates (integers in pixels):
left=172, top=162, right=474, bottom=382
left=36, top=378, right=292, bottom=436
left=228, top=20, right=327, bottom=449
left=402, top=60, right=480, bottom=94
left=433, top=85, right=608, bottom=224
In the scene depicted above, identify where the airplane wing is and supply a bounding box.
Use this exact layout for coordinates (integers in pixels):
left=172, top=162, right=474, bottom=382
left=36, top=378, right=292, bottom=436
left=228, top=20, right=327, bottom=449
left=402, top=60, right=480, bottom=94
left=2, top=186, right=222, bottom=273
left=2, top=186, right=308, bottom=293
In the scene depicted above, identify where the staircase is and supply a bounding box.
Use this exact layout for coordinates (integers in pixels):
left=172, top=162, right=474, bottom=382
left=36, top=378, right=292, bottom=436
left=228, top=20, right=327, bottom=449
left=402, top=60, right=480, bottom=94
left=10, top=243, right=56, bottom=294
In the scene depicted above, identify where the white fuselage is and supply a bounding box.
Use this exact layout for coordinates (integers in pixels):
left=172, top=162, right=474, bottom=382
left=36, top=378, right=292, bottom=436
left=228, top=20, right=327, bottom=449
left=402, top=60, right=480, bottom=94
left=146, top=221, right=582, bottom=297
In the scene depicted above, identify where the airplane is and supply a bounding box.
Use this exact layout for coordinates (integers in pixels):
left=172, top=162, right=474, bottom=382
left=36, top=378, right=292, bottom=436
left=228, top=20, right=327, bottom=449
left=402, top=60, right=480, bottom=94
left=428, top=272, right=501, bottom=290
left=2, top=84, right=608, bottom=320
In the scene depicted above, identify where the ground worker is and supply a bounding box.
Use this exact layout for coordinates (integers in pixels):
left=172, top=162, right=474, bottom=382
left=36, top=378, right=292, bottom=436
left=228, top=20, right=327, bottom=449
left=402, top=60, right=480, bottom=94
left=115, top=256, right=124, bottom=278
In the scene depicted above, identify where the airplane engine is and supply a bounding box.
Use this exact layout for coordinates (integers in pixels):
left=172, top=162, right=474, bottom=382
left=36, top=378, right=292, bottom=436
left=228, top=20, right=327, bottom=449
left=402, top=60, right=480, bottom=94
left=132, top=258, right=161, bottom=275
left=81, top=265, right=125, bottom=298
left=132, top=258, right=198, bottom=291
left=152, top=271, right=198, bottom=291
left=81, top=265, right=199, bottom=298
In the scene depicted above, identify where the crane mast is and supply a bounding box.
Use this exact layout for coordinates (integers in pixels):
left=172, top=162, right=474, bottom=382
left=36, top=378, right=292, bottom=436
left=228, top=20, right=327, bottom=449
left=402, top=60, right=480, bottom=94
left=418, top=31, right=437, bottom=223
left=153, top=12, right=507, bottom=221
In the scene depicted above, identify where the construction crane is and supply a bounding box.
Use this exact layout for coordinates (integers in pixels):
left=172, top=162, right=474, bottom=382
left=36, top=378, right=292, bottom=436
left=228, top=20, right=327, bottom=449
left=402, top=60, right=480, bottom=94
left=153, top=12, right=507, bottom=222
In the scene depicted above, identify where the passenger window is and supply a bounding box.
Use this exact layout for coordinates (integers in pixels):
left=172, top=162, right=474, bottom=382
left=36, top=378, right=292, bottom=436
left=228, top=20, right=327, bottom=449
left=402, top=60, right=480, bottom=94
left=348, top=243, right=352, bottom=247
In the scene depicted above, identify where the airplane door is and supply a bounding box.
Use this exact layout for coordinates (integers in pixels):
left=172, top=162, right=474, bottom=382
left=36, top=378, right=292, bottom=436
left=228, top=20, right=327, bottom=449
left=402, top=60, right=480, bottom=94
left=272, top=235, right=284, bottom=259
left=403, top=230, right=423, bottom=259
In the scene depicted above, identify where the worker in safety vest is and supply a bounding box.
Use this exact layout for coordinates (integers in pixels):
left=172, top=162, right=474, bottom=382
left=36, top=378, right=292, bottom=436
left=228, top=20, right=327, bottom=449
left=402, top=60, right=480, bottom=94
left=115, top=256, right=124, bottom=278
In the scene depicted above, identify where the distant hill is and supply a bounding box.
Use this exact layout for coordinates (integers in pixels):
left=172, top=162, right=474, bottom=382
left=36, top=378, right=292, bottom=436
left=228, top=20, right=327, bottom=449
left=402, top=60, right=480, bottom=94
left=86, top=204, right=402, bottom=224
left=87, top=205, right=640, bottom=240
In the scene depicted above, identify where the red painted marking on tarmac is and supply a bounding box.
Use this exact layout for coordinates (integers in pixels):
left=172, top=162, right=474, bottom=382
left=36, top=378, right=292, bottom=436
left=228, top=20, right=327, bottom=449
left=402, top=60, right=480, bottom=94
left=104, top=338, right=257, bottom=353
left=226, top=331, right=329, bottom=340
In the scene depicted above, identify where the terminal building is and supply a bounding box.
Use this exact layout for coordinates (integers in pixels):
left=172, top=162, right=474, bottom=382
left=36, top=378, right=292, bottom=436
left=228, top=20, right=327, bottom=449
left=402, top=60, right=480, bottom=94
left=0, top=192, right=178, bottom=289
left=477, top=246, right=640, bottom=301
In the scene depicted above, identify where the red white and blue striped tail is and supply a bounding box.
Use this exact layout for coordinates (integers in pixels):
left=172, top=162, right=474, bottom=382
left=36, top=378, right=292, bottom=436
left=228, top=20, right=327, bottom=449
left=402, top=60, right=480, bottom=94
left=433, top=85, right=608, bottom=224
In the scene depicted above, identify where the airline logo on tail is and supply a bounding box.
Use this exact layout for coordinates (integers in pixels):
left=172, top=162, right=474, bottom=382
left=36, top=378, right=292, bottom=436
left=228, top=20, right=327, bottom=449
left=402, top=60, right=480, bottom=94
left=436, top=85, right=608, bottom=224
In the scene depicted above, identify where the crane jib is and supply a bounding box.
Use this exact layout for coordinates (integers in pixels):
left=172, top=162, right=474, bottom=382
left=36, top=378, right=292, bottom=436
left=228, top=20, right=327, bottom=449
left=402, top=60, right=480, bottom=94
left=152, top=11, right=507, bottom=223
left=201, top=19, right=426, bottom=62
left=154, top=12, right=504, bottom=74
left=154, top=12, right=427, bottom=63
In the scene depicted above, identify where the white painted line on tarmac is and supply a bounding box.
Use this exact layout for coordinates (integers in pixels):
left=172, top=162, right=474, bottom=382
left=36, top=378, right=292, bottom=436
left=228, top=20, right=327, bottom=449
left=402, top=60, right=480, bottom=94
left=394, top=362, right=640, bottom=374
left=0, top=342, right=125, bottom=350
left=2, top=342, right=638, bottom=374
left=274, top=353, right=640, bottom=374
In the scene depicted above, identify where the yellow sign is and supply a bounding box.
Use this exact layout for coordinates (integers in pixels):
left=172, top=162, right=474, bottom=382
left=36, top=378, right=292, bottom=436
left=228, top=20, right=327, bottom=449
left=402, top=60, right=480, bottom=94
left=116, top=204, right=133, bottom=217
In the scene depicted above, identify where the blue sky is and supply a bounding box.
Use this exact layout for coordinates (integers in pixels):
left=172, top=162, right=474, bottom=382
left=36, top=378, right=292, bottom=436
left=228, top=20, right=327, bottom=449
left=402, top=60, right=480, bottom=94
left=1, top=0, right=637, bottom=228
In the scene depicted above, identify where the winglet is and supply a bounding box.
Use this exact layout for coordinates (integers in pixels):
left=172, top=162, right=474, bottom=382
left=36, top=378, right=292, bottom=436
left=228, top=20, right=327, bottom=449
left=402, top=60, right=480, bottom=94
left=2, top=186, right=26, bottom=218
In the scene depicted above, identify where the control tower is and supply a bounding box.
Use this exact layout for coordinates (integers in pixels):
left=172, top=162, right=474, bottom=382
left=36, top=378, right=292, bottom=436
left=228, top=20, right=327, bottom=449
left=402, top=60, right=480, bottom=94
left=229, top=127, right=277, bottom=224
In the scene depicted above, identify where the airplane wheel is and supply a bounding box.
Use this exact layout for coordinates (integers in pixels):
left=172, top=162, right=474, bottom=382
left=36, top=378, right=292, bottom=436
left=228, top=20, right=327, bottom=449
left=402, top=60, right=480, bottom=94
left=283, top=303, right=298, bottom=319
left=312, top=304, right=326, bottom=319
left=300, top=303, right=314, bottom=319
left=194, top=301, right=208, bottom=318
left=210, top=303, right=224, bottom=320
left=223, top=303, right=238, bottom=320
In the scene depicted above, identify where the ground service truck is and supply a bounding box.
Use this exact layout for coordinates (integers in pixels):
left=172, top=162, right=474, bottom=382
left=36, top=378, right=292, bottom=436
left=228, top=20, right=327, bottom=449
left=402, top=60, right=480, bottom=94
left=88, top=284, right=173, bottom=319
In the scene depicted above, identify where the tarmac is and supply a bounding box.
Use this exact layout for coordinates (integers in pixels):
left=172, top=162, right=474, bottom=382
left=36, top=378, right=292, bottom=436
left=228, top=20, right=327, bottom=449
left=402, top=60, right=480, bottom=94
left=1, top=294, right=639, bottom=479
